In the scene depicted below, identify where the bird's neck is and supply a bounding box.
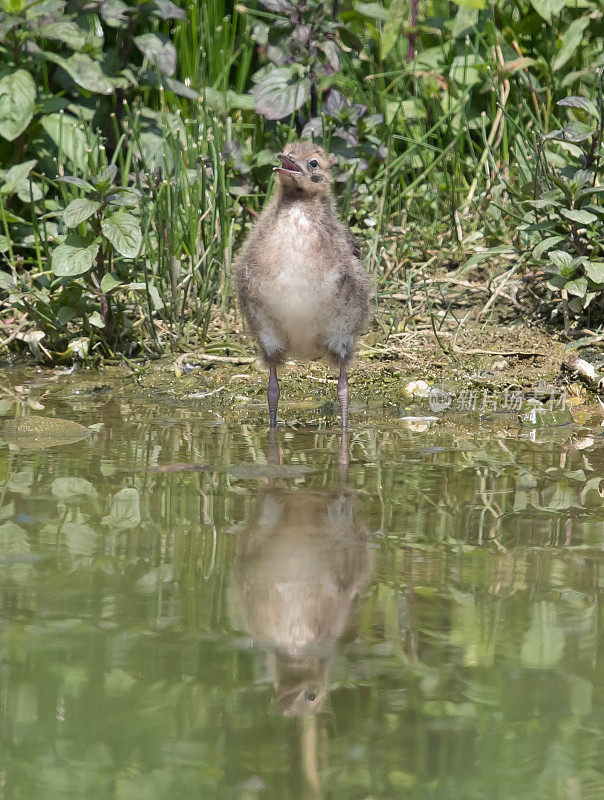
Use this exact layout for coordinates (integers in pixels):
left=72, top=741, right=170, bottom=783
left=274, top=188, right=333, bottom=221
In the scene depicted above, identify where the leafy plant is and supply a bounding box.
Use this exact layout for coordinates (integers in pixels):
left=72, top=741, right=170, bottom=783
left=247, top=0, right=345, bottom=120
left=2, top=0, right=604, bottom=359
left=0, top=0, right=186, bottom=165
left=6, top=163, right=149, bottom=355
left=521, top=87, right=603, bottom=327
left=53, top=164, right=143, bottom=334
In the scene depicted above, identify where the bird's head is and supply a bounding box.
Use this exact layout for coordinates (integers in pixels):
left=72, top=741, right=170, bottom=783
left=274, top=142, right=336, bottom=197
left=273, top=650, right=329, bottom=716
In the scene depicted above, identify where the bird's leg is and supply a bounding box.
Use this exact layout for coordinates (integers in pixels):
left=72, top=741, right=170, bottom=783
left=337, top=362, right=349, bottom=430
left=268, top=363, right=280, bottom=428
left=338, top=429, right=349, bottom=491
left=267, top=427, right=281, bottom=468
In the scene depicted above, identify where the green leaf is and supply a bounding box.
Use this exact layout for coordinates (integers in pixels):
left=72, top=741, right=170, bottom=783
left=36, top=21, right=87, bottom=49
left=381, top=0, right=405, bottom=58
left=101, top=165, right=118, bottom=183
left=577, top=185, right=604, bottom=203
left=549, top=250, right=575, bottom=276
left=135, top=130, right=166, bottom=172
left=0, top=69, right=35, bottom=141
left=100, top=0, right=130, bottom=27
left=0, top=521, right=29, bottom=567
left=152, top=0, right=187, bottom=20
left=452, top=0, right=486, bottom=8
left=584, top=261, right=604, bottom=284
left=354, top=1, right=389, bottom=19
left=101, top=487, right=141, bottom=530
left=100, top=274, right=122, bottom=293
left=0, top=159, right=37, bottom=194
left=54, top=52, right=116, bottom=95
left=529, top=187, right=563, bottom=208
left=529, top=0, right=565, bottom=22
left=560, top=208, right=597, bottom=225
left=106, top=190, right=140, bottom=208
left=104, top=668, right=137, bottom=695
left=63, top=198, right=100, bottom=228
left=337, top=24, right=363, bottom=52
left=24, top=0, right=64, bottom=18
left=88, top=311, right=105, bottom=328
left=41, top=113, right=87, bottom=166
left=136, top=565, right=173, bottom=592
left=251, top=66, right=311, bottom=120
left=547, top=273, right=566, bottom=291
left=547, top=176, right=571, bottom=202
left=0, top=160, right=43, bottom=202
left=51, top=476, right=97, bottom=499
left=568, top=169, right=590, bottom=193
left=94, top=164, right=118, bottom=189
left=449, top=54, right=484, bottom=87
left=160, top=75, right=200, bottom=100
left=51, top=238, right=99, bottom=277
left=57, top=305, right=77, bottom=325
left=563, top=121, right=596, bottom=142
left=564, top=277, right=587, bottom=298
left=16, top=180, right=42, bottom=203
left=134, top=33, right=177, bottom=76
left=558, top=95, right=600, bottom=118
left=101, top=211, right=142, bottom=258
left=448, top=6, right=479, bottom=38
left=202, top=86, right=254, bottom=111
left=58, top=176, right=95, bottom=193
left=532, top=235, right=566, bottom=259
left=552, top=18, right=589, bottom=72
left=0, top=13, right=21, bottom=39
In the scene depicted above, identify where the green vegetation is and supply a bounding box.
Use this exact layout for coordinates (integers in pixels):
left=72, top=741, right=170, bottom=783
left=0, top=0, right=602, bottom=360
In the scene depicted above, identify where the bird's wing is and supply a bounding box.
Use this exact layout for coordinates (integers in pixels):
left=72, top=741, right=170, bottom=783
left=344, top=226, right=361, bottom=259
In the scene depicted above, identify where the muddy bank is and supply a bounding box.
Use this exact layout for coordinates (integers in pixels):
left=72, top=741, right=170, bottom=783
left=3, top=315, right=602, bottom=433
left=131, top=320, right=598, bottom=398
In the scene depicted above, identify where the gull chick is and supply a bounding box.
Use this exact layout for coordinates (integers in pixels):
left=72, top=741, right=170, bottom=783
left=231, top=487, right=369, bottom=715
left=235, top=141, right=369, bottom=428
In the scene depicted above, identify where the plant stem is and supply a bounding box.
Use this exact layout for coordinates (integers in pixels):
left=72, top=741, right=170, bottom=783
left=408, top=0, right=418, bottom=61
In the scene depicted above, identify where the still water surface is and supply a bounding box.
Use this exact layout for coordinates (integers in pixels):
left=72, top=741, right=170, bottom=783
left=1, top=370, right=603, bottom=799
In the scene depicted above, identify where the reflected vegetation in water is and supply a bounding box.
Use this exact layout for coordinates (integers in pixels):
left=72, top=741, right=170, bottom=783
left=0, top=371, right=603, bottom=798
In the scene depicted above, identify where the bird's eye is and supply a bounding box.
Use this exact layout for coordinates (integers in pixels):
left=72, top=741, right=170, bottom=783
left=308, top=159, right=319, bottom=169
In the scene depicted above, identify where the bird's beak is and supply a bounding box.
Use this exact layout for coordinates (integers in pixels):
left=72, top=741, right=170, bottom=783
left=275, top=154, right=303, bottom=176
left=276, top=687, right=299, bottom=715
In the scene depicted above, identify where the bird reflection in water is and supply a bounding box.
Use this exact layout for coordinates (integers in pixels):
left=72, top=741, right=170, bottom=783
left=231, top=432, right=370, bottom=716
